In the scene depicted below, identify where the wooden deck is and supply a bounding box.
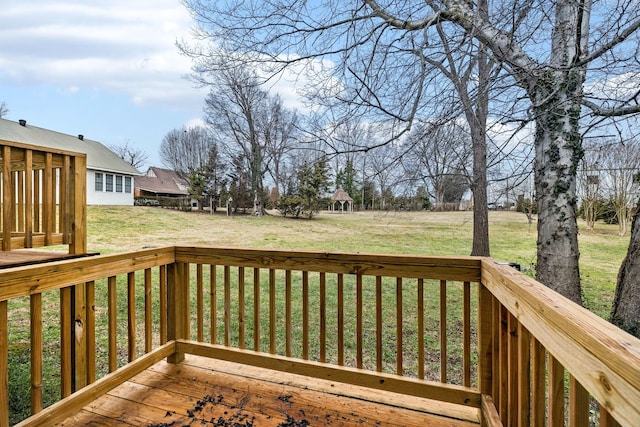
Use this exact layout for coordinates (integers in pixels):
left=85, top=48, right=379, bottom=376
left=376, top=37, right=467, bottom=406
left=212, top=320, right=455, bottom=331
left=57, top=355, right=479, bottom=427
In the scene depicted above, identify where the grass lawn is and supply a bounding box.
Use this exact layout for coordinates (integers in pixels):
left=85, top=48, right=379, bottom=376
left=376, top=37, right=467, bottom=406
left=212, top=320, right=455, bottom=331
left=87, top=206, right=627, bottom=319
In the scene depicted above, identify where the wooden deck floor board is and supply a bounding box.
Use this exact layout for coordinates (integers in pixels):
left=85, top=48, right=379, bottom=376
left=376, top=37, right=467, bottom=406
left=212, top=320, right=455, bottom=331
left=56, top=355, right=479, bottom=426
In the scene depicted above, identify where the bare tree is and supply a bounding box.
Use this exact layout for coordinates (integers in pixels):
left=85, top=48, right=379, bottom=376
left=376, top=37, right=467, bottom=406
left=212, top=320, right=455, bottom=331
left=578, top=141, right=606, bottom=229
left=159, top=126, right=218, bottom=209
left=0, top=102, right=8, bottom=118
left=404, top=121, right=472, bottom=210
left=204, top=67, right=298, bottom=216
left=108, top=140, right=148, bottom=170
left=600, top=139, right=640, bottom=236
left=159, top=126, right=213, bottom=177
left=181, top=0, right=640, bottom=304
left=260, top=95, right=299, bottom=196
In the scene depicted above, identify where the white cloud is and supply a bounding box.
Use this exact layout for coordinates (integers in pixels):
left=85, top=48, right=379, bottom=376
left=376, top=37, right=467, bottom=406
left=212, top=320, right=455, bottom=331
left=0, top=0, right=207, bottom=109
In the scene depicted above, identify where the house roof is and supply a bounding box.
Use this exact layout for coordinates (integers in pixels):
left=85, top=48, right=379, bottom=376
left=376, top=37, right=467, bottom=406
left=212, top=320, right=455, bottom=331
left=332, top=187, right=353, bottom=202
left=0, top=118, right=141, bottom=176
left=135, top=167, right=188, bottom=196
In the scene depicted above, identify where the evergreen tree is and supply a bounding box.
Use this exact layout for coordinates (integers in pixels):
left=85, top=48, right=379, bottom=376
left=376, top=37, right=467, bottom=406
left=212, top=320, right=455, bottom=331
left=277, top=157, right=330, bottom=218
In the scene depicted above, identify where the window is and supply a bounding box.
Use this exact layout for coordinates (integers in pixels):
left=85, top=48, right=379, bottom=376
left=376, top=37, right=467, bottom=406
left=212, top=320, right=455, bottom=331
left=95, top=173, right=103, bottom=192
left=115, top=175, right=123, bottom=192
left=105, top=174, right=114, bottom=192
left=125, top=176, right=132, bottom=193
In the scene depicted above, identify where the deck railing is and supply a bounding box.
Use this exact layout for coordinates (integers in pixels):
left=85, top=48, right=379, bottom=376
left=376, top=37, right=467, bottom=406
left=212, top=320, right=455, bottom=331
left=0, top=246, right=638, bottom=426
left=0, top=139, right=86, bottom=253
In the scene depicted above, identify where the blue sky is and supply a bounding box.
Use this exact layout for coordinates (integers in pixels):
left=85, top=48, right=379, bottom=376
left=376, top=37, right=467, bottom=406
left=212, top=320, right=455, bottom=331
left=0, top=0, right=211, bottom=169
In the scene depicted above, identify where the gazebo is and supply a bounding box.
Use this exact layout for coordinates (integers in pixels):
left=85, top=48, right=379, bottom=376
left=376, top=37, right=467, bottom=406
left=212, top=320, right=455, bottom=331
left=330, top=187, right=353, bottom=213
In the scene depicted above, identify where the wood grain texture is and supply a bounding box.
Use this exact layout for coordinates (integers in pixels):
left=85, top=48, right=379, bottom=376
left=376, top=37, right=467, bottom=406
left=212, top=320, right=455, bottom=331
left=482, top=259, right=640, bottom=427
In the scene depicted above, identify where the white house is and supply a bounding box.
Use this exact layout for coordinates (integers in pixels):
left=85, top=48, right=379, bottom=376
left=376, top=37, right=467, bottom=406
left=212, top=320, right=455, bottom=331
left=0, top=118, right=141, bottom=205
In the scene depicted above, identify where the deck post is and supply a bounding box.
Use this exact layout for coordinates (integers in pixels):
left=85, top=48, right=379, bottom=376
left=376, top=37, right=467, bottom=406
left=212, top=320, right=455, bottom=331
left=167, top=261, right=189, bottom=363
left=2, top=146, right=12, bottom=251
left=69, top=155, right=86, bottom=255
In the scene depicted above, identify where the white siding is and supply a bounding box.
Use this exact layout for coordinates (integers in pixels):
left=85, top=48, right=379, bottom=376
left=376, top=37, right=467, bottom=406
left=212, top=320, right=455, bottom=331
left=87, top=169, right=135, bottom=206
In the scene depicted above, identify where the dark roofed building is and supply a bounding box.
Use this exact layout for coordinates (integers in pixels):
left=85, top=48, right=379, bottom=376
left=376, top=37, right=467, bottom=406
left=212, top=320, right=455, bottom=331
left=135, top=167, right=189, bottom=198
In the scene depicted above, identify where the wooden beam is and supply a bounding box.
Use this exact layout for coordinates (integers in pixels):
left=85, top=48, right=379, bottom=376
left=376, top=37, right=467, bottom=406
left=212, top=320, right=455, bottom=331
left=175, top=340, right=482, bottom=409
left=0, top=247, right=175, bottom=302
left=175, top=246, right=483, bottom=282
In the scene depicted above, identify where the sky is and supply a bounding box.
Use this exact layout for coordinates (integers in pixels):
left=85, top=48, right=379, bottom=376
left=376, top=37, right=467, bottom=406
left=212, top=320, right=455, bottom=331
left=0, top=0, right=221, bottom=169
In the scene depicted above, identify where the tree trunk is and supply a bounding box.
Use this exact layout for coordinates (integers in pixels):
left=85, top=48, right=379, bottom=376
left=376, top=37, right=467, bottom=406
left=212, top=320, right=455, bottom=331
left=531, top=70, right=584, bottom=305
left=611, top=205, right=640, bottom=337
left=469, top=19, right=490, bottom=257
left=528, top=0, right=591, bottom=305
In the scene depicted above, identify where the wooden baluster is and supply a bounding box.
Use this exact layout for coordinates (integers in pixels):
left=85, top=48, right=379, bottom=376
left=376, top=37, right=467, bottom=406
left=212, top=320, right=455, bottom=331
left=417, top=278, right=425, bottom=379
left=463, top=281, right=471, bottom=387
left=531, top=338, right=546, bottom=427
left=285, top=270, right=292, bottom=357
left=253, top=267, right=260, bottom=351
left=507, top=313, right=518, bottom=427
left=60, top=287, right=72, bottom=397
left=499, top=304, right=509, bottom=426
left=24, top=150, right=34, bottom=248
left=269, top=268, right=276, bottom=354
left=43, top=153, right=53, bottom=246
left=30, top=294, right=43, bottom=414
left=549, top=355, right=565, bottom=427
left=224, top=265, right=231, bottom=346
left=107, top=276, right=117, bottom=372
left=127, top=272, right=136, bottom=362
left=396, top=277, right=403, bottom=376
left=86, top=281, right=96, bottom=384
left=210, top=265, right=217, bottom=345
left=356, top=274, right=363, bottom=369
left=319, top=272, right=326, bottom=363
left=302, top=271, right=309, bottom=360
left=24, top=150, right=32, bottom=248
left=160, top=265, right=167, bottom=345
left=492, top=296, right=501, bottom=405
left=376, top=276, right=383, bottom=373
left=569, top=375, right=589, bottom=427
left=17, top=169, right=24, bottom=235
left=0, top=300, right=8, bottom=427
left=238, top=266, right=245, bottom=349
left=337, top=273, right=344, bottom=366
left=518, top=323, right=531, bottom=427
left=33, top=169, right=40, bottom=234
left=440, top=279, right=447, bottom=383
left=145, top=269, right=153, bottom=352
left=60, top=156, right=70, bottom=243
left=196, top=264, right=203, bottom=342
